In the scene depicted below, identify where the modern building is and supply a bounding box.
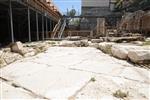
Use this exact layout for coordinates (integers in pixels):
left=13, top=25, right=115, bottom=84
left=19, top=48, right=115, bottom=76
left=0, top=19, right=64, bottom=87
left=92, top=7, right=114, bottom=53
left=80, top=0, right=119, bottom=30
left=82, top=0, right=116, bottom=16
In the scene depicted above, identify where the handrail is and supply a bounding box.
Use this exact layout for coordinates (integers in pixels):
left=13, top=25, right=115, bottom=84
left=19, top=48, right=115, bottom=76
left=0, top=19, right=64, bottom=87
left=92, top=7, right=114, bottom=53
left=58, top=19, right=66, bottom=39
left=52, top=19, right=61, bottom=38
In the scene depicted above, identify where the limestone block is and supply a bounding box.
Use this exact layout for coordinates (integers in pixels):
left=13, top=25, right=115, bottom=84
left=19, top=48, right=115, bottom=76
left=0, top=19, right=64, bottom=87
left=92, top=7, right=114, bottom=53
left=128, top=50, right=150, bottom=64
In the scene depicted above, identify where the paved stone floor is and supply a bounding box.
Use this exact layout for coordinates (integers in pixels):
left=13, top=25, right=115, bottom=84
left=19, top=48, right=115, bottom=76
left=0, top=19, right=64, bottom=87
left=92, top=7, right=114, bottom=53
left=0, top=47, right=150, bottom=100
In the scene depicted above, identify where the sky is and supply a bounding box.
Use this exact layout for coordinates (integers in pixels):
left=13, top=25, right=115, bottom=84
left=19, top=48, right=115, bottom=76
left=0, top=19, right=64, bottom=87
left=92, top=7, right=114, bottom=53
left=53, top=0, right=81, bottom=15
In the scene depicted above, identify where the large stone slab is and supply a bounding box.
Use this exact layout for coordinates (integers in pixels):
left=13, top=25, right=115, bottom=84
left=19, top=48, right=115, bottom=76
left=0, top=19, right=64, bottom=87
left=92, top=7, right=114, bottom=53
left=10, top=41, right=24, bottom=54
left=111, top=44, right=150, bottom=63
left=59, top=40, right=89, bottom=47
left=107, top=37, right=144, bottom=43
left=88, top=43, right=99, bottom=48
left=66, top=36, right=83, bottom=41
left=2, top=52, right=23, bottom=64
left=1, top=47, right=150, bottom=99
left=98, top=42, right=115, bottom=54
left=76, top=75, right=150, bottom=100
left=59, top=40, right=76, bottom=47
left=128, top=50, right=150, bottom=64
left=91, top=39, right=103, bottom=43
left=0, top=80, right=35, bottom=99
left=111, top=45, right=140, bottom=60
left=1, top=62, right=93, bottom=99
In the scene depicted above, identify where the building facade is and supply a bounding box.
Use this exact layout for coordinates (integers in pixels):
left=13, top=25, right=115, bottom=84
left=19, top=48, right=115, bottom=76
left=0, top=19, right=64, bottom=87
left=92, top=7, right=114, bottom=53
left=80, top=0, right=118, bottom=30
left=82, top=0, right=116, bottom=16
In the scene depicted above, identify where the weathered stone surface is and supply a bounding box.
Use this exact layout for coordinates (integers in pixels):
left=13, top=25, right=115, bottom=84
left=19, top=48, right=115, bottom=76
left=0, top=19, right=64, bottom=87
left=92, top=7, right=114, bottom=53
left=76, top=74, right=150, bottom=100
left=3, top=48, right=11, bottom=52
left=111, top=45, right=140, bottom=60
left=91, top=39, right=103, bottom=43
left=0, top=58, right=7, bottom=68
left=0, top=80, right=35, bottom=99
left=111, top=45, right=129, bottom=60
left=3, top=52, right=23, bottom=64
left=78, top=40, right=89, bottom=47
left=98, top=42, right=115, bottom=54
left=145, top=38, right=150, bottom=42
left=10, top=41, right=24, bottom=54
left=0, top=50, right=3, bottom=56
left=66, top=36, right=82, bottom=41
left=107, top=37, right=144, bottom=43
left=59, top=41, right=76, bottom=47
left=33, top=44, right=49, bottom=53
left=132, top=41, right=143, bottom=46
left=88, top=43, right=99, bottom=48
left=59, top=40, right=89, bottom=47
left=1, top=47, right=149, bottom=99
left=128, top=50, right=150, bottom=64
left=24, top=51, right=36, bottom=57
left=111, top=45, right=150, bottom=61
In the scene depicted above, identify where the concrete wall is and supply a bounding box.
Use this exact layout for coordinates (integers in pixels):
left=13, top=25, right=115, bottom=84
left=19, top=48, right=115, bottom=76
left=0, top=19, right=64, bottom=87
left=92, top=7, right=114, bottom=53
left=82, top=7, right=111, bottom=16
left=82, top=0, right=110, bottom=7
left=81, top=0, right=116, bottom=16
left=81, top=0, right=119, bottom=31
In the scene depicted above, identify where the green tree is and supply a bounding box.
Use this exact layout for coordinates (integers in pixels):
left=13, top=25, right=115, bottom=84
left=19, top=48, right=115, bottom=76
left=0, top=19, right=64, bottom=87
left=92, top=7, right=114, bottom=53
left=67, top=9, right=76, bottom=17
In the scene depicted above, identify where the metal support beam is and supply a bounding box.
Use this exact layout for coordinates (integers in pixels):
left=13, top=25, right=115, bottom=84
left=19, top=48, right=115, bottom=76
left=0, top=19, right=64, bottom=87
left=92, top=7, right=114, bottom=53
left=53, top=21, right=55, bottom=30
left=36, top=12, right=39, bottom=41
left=9, top=0, right=14, bottom=43
left=28, top=7, right=31, bottom=42
left=49, top=19, right=52, bottom=38
left=45, top=17, right=48, bottom=38
left=42, top=15, right=44, bottom=40
left=49, top=19, right=52, bottom=31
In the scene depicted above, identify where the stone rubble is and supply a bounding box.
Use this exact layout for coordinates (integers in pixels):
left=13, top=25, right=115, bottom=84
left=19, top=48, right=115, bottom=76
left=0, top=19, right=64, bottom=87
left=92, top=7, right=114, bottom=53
left=131, top=41, right=143, bottom=46
left=98, top=42, right=150, bottom=64
left=10, top=41, right=24, bottom=55
left=0, top=58, right=7, bottom=67
left=2, top=52, right=23, bottom=64
left=91, top=39, right=103, bottom=43
left=59, top=40, right=89, bottom=47
left=88, top=42, right=99, bottom=48
left=145, top=38, right=150, bottom=42
left=0, top=41, right=51, bottom=68
left=66, top=36, right=83, bottom=41
left=0, top=40, right=150, bottom=68
left=107, top=36, right=144, bottom=43
left=98, top=42, right=115, bottom=54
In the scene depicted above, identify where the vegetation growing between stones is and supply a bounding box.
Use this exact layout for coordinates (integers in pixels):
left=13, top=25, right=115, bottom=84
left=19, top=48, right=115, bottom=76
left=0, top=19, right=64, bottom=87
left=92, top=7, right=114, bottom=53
left=113, top=89, right=128, bottom=98
left=90, top=77, right=96, bottom=82
left=143, top=41, right=150, bottom=46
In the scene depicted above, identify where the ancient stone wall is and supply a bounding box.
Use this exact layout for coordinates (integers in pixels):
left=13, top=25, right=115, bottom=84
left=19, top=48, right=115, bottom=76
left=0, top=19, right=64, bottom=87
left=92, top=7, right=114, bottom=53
left=119, top=10, right=150, bottom=34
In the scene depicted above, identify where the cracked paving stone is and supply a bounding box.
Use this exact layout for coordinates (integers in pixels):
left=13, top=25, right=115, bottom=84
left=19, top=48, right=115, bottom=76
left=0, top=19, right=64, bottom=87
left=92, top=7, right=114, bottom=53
left=0, top=47, right=150, bottom=99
